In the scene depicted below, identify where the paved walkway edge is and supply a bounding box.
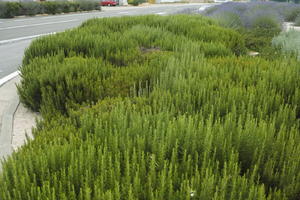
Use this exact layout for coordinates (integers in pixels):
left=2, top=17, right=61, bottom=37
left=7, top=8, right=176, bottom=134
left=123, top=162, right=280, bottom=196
left=0, top=80, right=20, bottom=172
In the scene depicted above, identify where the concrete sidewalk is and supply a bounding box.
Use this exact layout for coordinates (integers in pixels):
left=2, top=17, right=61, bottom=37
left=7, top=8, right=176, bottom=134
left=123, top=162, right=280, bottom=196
left=283, top=22, right=300, bottom=32
left=0, top=76, right=38, bottom=164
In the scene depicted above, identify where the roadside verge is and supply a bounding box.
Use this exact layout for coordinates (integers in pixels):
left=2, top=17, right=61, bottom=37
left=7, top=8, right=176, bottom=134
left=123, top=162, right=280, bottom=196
left=0, top=74, right=38, bottom=171
left=0, top=75, right=20, bottom=168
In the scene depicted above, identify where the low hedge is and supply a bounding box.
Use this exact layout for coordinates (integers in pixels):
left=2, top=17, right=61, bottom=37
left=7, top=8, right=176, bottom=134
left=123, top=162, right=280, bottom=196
left=128, top=0, right=146, bottom=6
left=1, top=15, right=300, bottom=200
left=3, top=50, right=300, bottom=200
left=0, top=1, right=101, bottom=18
left=0, top=2, right=21, bottom=18
left=19, top=15, right=247, bottom=113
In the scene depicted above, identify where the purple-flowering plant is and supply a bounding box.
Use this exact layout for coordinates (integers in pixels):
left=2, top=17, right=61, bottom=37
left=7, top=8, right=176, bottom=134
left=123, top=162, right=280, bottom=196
left=202, top=1, right=300, bottom=30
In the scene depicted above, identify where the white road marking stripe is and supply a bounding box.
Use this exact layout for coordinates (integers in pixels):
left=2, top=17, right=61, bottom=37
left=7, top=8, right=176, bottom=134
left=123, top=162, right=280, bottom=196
left=0, top=32, right=56, bottom=45
left=13, top=19, right=29, bottom=22
left=45, top=12, right=97, bottom=19
left=155, top=12, right=166, bottom=15
left=13, top=12, right=99, bottom=22
left=0, top=71, right=20, bottom=87
left=0, top=19, right=79, bottom=31
left=118, top=11, right=129, bottom=14
left=11, top=13, right=93, bottom=23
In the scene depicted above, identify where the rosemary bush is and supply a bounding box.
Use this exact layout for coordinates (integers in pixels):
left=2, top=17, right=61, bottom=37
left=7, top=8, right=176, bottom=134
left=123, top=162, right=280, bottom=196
left=19, top=15, right=245, bottom=113
left=0, top=15, right=299, bottom=200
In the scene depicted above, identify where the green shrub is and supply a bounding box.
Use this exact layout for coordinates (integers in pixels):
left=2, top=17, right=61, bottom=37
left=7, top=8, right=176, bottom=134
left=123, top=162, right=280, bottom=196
left=0, top=1, right=100, bottom=18
left=284, top=7, right=300, bottom=22
left=19, top=15, right=246, bottom=113
left=76, top=1, right=100, bottom=11
left=3, top=15, right=300, bottom=200
left=18, top=54, right=165, bottom=113
left=20, top=2, right=42, bottom=16
left=294, top=14, right=300, bottom=26
left=128, top=0, right=146, bottom=6
left=3, top=53, right=300, bottom=200
left=252, top=15, right=281, bottom=31
left=243, top=16, right=281, bottom=51
left=22, top=15, right=246, bottom=66
left=0, top=2, right=5, bottom=18
left=56, top=1, right=72, bottom=13
left=42, top=1, right=60, bottom=14
left=0, top=2, right=21, bottom=18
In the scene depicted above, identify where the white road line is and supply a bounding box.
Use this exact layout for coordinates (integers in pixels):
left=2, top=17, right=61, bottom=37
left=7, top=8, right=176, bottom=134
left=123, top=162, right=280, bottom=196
left=11, top=12, right=99, bottom=22
left=11, top=14, right=81, bottom=22
left=13, top=19, right=29, bottom=22
left=0, top=19, right=79, bottom=31
left=45, top=12, right=97, bottom=19
left=0, top=71, right=20, bottom=87
left=155, top=12, right=166, bottom=15
left=0, top=32, right=56, bottom=45
left=118, top=11, right=129, bottom=14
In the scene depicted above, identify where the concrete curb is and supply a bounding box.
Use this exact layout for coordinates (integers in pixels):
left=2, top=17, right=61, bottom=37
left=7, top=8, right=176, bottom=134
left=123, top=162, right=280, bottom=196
left=0, top=77, right=20, bottom=172
left=0, top=71, right=20, bottom=86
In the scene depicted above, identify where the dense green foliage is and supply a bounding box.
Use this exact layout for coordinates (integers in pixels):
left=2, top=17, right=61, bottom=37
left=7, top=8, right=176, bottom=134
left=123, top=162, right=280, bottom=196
left=0, top=1, right=100, bottom=18
left=0, top=15, right=299, bottom=200
left=19, top=15, right=246, bottom=113
left=128, top=0, right=146, bottom=6
left=283, top=7, right=300, bottom=21
left=242, top=17, right=281, bottom=53
left=0, top=2, right=21, bottom=18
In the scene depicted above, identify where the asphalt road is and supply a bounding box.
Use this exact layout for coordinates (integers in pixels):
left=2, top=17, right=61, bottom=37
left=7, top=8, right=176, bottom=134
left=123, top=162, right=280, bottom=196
left=0, top=3, right=211, bottom=79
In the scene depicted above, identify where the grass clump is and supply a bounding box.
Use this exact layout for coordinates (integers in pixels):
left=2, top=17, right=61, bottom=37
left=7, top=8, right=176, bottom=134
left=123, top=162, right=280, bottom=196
left=0, top=15, right=300, bottom=200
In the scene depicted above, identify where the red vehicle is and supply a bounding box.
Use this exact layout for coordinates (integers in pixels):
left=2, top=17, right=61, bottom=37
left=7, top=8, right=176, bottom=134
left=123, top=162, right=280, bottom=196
left=101, top=0, right=118, bottom=6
